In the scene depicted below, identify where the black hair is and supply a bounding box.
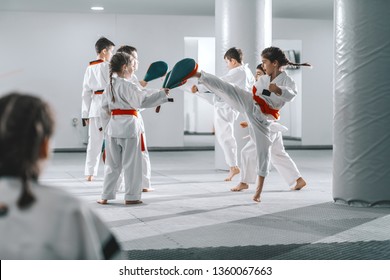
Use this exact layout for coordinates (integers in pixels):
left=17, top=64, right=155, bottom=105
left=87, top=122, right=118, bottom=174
left=261, top=46, right=311, bottom=68
left=109, top=52, right=133, bottom=102
left=0, top=93, right=55, bottom=210
left=224, top=47, right=243, bottom=64
left=95, top=37, right=115, bottom=54
left=256, top=63, right=266, bottom=75
left=116, top=45, right=137, bottom=55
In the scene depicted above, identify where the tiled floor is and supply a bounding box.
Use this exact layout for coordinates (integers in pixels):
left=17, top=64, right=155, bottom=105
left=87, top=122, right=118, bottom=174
left=41, top=150, right=390, bottom=259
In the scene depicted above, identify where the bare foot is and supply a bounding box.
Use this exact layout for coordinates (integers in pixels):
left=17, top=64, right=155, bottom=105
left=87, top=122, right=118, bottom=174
left=97, top=199, right=108, bottom=204
left=225, top=166, right=240, bottom=181
left=142, top=188, right=155, bottom=192
left=231, top=182, right=249, bottom=192
left=86, top=175, right=93, bottom=181
left=291, top=177, right=307, bottom=190
left=252, top=191, right=261, bottom=203
left=125, top=200, right=143, bottom=205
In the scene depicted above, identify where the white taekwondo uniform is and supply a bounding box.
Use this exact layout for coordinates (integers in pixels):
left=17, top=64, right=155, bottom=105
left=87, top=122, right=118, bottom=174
left=116, top=75, right=154, bottom=192
left=196, top=64, right=255, bottom=167
left=240, top=121, right=302, bottom=187
left=81, top=59, right=109, bottom=177
left=198, top=71, right=297, bottom=177
left=0, top=177, right=121, bottom=260
left=100, top=77, right=168, bottom=201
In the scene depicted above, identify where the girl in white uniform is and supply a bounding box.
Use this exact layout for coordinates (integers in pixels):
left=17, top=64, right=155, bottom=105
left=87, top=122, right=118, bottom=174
left=0, top=93, right=120, bottom=259
left=234, top=64, right=306, bottom=191
left=190, top=47, right=311, bottom=202
left=81, top=37, right=115, bottom=181
left=97, top=52, right=170, bottom=205
left=116, top=45, right=154, bottom=192
left=192, top=47, right=255, bottom=181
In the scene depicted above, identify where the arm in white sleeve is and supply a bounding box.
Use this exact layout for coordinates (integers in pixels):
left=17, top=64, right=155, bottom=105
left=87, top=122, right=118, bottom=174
left=277, top=77, right=298, bottom=102
left=81, top=70, right=93, bottom=118
left=140, top=90, right=169, bottom=108
left=129, top=83, right=169, bottom=108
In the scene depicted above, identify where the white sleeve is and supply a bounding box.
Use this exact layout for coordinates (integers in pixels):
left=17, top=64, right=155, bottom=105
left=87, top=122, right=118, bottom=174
left=140, top=90, right=169, bottom=108
left=53, top=193, right=121, bottom=260
left=81, top=69, right=93, bottom=118
left=128, top=83, right=169, bottom=108
left=221, top=68, right=243, bottom=85
left=278, top=77, right=297, bottom=102
left=278, top=86, right=296, bottom=102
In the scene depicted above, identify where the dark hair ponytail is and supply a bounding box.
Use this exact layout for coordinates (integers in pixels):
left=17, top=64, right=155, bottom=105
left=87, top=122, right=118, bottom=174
left=109, top=52, right=133, bottom=103
left=0, top=93, right=55, bottom=211
left=109, top=68, right=115, bottom=103
left=261, top=46, right=311, bottom=68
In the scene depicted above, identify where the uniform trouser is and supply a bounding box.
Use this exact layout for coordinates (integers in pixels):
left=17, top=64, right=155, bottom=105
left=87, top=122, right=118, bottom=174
left=85, top=117, right=104, bottom=176
left=139, top=113, right=151, bottom=188
left=240, top=137, right=257, bottom=184
left=101, top=136, right=143, bottom=201
left=117, top=115, right=151, bottom=190
left=141, top=138, right=151, bottom=188
left=116, top=132, right=151, bottom=191
left=270, top=131, right=302, bottom=186
left=214, top=106, right=238, bottom=167
left=240, top=131, right=302, bottom=186
left=199, top=72, right=272, bottom=177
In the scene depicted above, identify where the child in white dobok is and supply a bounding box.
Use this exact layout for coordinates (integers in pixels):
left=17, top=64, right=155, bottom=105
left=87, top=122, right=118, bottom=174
left=115, top=45, right=154, bottom=193
left=97, top=52, right=170, bottom=205
left=234, top=63, right=306, bottom=192
left=81, top=37, right=115, bottom=182
left=0, top=93, right=120, bottom=259
left=192, top=47, right=255, bottom=181
left=190, top=47, right=311, bottom=202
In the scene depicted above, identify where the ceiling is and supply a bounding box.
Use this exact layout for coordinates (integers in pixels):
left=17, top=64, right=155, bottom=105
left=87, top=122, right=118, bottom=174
left=0, top=0, right=333, bottom=20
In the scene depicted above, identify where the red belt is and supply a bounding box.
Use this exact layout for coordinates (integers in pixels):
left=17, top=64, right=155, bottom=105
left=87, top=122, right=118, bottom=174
left=94, top=90, right=104, bottom=94
left=111, top=109, right=138, bottom=117
left=252, top=86, right=280, bottom=120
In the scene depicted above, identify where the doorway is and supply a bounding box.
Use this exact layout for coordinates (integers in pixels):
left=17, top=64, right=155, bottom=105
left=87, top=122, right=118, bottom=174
left=183, top=37, right=216, bottom=148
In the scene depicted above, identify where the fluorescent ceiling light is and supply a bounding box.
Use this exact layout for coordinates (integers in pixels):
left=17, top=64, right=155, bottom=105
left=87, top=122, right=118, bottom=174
left=91, top=7, right=104, bottom=11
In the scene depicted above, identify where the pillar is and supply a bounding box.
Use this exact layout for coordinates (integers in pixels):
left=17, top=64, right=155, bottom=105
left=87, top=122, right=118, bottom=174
left=214, top=0, right=272, bottom=170
left=333, top=0, right=390, bottom=206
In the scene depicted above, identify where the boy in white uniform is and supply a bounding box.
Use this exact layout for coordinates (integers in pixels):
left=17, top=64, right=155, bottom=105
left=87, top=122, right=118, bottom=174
left=97, top=52, right=170, bottom=205
left=192, top=47, right=255, bottom=181
left=81, top=37, right=115, bottom=181
left=0, top=93, right=121, bottom=259
left=190, top=47, right=311, bottom=202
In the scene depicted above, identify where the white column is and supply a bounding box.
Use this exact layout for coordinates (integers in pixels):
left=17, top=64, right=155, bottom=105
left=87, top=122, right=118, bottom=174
left=214, top=0, right=272, bottom=170
left=333, top=0, right=390, bottom=206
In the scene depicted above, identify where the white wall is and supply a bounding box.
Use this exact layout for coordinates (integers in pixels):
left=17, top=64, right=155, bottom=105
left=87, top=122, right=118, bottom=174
left=273, top=18, right=333, bottom=146
left=0, top=11, right=214, bottom=149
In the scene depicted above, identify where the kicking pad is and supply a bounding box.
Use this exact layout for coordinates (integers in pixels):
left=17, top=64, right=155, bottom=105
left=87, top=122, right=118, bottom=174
left=164, top=58, right=198, bottom=89
left=162, top=70, right=171, bottom=88
left=156, top=58, right=197, bottom=113
left=143, top=61, right=168, bottom=82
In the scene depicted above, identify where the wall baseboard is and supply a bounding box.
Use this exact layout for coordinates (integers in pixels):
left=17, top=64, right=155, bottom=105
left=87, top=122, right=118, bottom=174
left=54, top=145, right=332, bottom=153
